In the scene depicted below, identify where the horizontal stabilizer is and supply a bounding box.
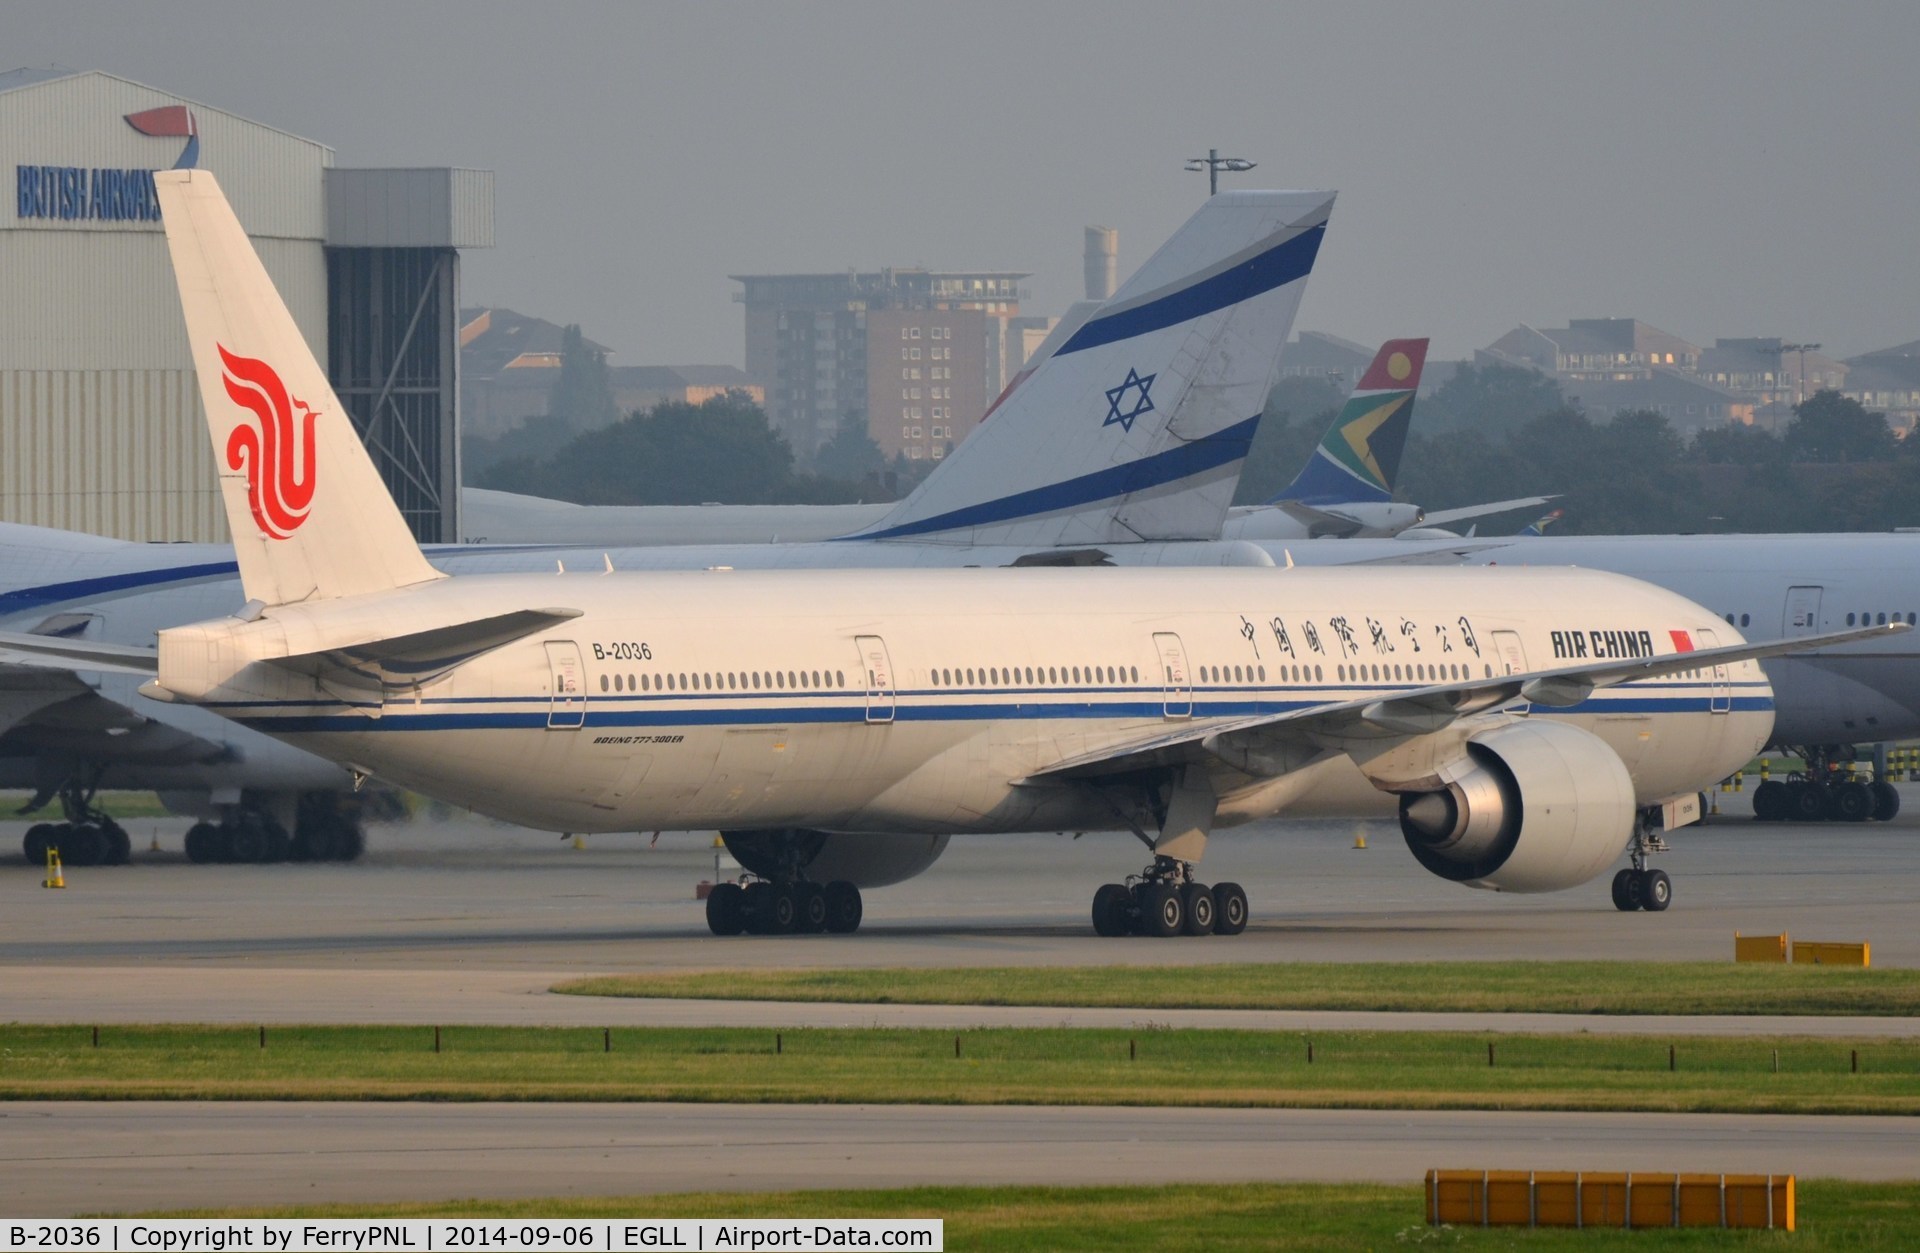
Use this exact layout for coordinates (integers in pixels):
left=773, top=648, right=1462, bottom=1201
left=1422, top=496, right=1557, bottom=528
left=0, top=630, right=159, bottom=676
left=1022, top=621, right=1909, bottom=784
left=270, top=607, right=583, bottom=689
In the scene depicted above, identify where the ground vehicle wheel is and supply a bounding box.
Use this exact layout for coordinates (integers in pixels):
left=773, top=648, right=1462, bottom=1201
left=184, top=821, right=224, bottom=864
left=823, top=880, right=863, bottom=934
left=1611, top=868, right=1641, bottom=912
left=103, top=823, right=132, bottom=865
left=1829, top=781, right=1874, bottom=823
left=1870, top=780, right=1901, bottom=822
left=705, top=882, right=746, bottom=936
left=23, top=823, right=57, bottom=865
left=1750, top=780, right=1787, bottom=821
left=741, top=881, right=776, bottom=934
left=1140, top=883, right=1183, bottom=938
left=1639, top=868, right=1672, bottom=912
left=1091, top=883, right=1132, bottom=937
left=1211, top=882, right=1249, bottom=936
left=796, top=883, right=829, bottom=933
left=1785, top=782, right=1826, bottom=822
left=1181, top=883, right=1215, bottom=935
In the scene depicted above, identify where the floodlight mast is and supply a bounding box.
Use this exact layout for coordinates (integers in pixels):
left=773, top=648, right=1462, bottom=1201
left=1781, top=342, right=1822, bottom=407
left=1183, top=148, right=1256, bottom=196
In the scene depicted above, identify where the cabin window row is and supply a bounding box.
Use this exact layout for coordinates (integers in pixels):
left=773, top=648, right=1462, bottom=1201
left=930, top=665, right=1142, bottom=687
left=1845, top=611, right=1917, bottom=626
left=599, top=669, right=848, bottom=694
left=1337, top=661, right=1491, bottom=683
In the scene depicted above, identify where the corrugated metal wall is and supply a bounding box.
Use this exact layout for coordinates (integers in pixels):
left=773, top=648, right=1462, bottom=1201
left=0, top=71, right=331, bottom=542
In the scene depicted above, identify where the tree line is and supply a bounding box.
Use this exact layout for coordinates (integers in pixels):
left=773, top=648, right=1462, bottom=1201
left=1237, top=364, right=1920, bottom=534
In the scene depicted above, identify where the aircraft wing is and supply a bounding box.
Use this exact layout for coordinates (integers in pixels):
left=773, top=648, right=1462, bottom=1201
left=0, top=666, right=230, bottom=765
left=1421, top=496, right=1557, bottom=528
left=1023, top=621, right=1907, bottom=784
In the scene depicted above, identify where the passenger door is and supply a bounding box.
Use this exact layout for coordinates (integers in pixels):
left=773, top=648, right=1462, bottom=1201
left=856, top=634, right=896, bottom=724
left=1695, top=626, right=1732, bottom=714
left=1783, top=585, right=1823, bottom=637
left=544, top=640, right=586, bottom=729
left=1490, top=629, right=1530, bottom=715
left=1154, top=631, right=1193, bottom=719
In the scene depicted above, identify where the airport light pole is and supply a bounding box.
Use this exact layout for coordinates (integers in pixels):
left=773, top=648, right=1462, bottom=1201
left=1185, top=149, right=1255, bottom=196
left=1782, top=342, right=1821, bottom=409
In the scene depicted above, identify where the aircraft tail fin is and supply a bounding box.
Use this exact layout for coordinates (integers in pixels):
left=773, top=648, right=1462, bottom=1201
left=1272, top=337, right=1428, bottom=506
left=848, top=190, right=1334, bottom=546
left=155, top=169, right=442, bottom=607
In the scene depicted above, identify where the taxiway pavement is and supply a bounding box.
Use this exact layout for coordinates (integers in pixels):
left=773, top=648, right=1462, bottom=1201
left=7, top=1102, right=1915, bottom=1216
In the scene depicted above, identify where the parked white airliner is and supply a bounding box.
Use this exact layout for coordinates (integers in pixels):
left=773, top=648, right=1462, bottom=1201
left=2, top=172, right=1896, bottom=937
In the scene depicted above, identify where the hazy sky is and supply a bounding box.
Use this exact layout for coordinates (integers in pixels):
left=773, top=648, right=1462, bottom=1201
left=14, top=2, right=1919, bottom=367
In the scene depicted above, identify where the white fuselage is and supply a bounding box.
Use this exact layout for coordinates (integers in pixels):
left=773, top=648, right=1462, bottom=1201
left=160, top=565, right=1771, bottom=837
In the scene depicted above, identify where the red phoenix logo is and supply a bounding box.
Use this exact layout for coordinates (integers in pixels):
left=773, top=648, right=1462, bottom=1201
left=218, top=345, right=318, bottom=539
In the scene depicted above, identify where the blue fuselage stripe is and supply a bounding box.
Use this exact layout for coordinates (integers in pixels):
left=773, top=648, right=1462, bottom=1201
left=844, top=414, right=1260, bottom=541
left=1056, top=224, right=1326, bottom=357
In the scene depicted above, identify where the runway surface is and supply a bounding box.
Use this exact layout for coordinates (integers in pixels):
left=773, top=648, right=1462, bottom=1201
left=7, top=966, right=1920, bottom=1036
left=7, top=1102, right=1916, bottom=1216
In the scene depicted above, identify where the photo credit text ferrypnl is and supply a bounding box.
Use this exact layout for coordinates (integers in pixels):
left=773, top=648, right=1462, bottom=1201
left=6, top=1221, right=942, bottom=1253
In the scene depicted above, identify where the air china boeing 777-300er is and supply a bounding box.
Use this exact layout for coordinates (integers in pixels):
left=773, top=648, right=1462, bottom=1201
left=4, top=171, right=1898, bottom=938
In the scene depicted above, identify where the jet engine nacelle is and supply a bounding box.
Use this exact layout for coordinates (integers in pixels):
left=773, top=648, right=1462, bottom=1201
left=720, top=829, right=951, bottom=888
left=1396, top=720, right=1636, bottom=893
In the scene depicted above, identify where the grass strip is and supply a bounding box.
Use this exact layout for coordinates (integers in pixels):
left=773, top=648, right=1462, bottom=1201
left=124, top=1181, right=1920, bottom=1248
left=6, top=1024, right=1919, bottom=1114
left=555, top=960, right=1920, bottom=1016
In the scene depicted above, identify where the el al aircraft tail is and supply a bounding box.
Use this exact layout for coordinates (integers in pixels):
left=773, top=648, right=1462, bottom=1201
left=155, top=170, right=441, bottom=607
left=848, top=190, right=1334, bottom=545
left=1271, top=338, right=1428, bottom=506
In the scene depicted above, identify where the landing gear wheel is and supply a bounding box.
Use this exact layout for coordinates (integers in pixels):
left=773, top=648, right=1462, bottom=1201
left=1140, top=883, right=1183, bottom=938
left=1091, top=883, right=1132, bottom=937
left=768, top=886, right=800, bottom=934
left=102, top=822, right=132, bottom=865
left=796, top=883, right=829, bottom=934
left=1211, top=882, right=1249, bottom=936
left=1611, top=867, right=1642, bottom=912
left=1830, top=781, right=1874, bottom=823
left=741, top=881, right=777, bottom=934
left=184, top=821, right=225, bottom=864
left=293, top=821, right=341, bottom=862
left=61, top=824, right=106, bottom=868
left=823, top=880, right=863, bottom=934
left=1181, top=883, right=1215, bottom=936
left=1751, top=779, right=1787, bottom=822
left=1785, top=781, right=1826, bottom=822
left=1871, top=780, right=1902, bottom=823
left=334, top=822, right=366, bottom=862
left=23, top=823, right=57, bottom=865
left=705, top=882, right=746, bottom=936
left=1639, top=868, right=1672, bottom=912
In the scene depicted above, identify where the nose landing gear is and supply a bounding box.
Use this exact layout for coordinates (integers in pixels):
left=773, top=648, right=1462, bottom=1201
left=1611, top=810, right=1673, bottom=912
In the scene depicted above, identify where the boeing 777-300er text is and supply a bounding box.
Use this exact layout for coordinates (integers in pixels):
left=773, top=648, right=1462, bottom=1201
left=2, top=169, right=1897, bottom=939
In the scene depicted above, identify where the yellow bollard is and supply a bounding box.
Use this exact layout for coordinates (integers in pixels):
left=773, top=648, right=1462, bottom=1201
left=42, top=848, right=65, bottom=889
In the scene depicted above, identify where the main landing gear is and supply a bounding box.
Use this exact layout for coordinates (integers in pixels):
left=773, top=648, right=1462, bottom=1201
left=1611, top=810, right=1672, bottom=913
left=705, top=877, right=864, bottom=936
left=19, top=779, right=131, bottom=868
left=182, top=794, right=366, bottom=865
left=1091, top=856, right=1248, bottom=938
left=1750, top=745, right=1899, bottom=824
